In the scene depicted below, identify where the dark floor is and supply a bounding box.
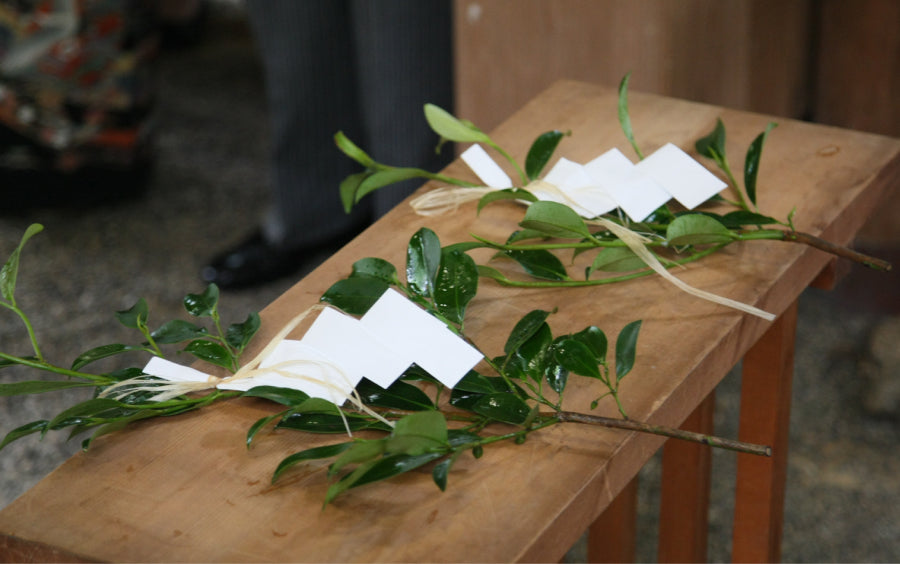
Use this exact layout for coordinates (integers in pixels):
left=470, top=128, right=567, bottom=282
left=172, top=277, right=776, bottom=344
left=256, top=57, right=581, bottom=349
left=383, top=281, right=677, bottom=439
left=1, top=7, right=898, bottom=563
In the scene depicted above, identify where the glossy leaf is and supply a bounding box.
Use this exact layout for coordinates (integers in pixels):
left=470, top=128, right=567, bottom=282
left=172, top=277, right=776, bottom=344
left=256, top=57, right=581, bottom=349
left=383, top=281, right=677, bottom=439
left=504, top=309, right=551, bottom=354
left=719, top=211, right=779, bottom=228
left=1, top=223, right=42, bottom=303
left=588, top=247, right=646, bottom=274
left=666, top=214, right=735, bottom=246
left=553, top=338, right=602, bottom=379
left=325, top=452, right=445, bottom=504
left=434, top=248, right=478, bottom=325
left=695, top=118, right=727, bottom=162
left=272, top=442, right=354, bottom=482
left=47, top=398, right=124, bottom=428
left=184, top=284, right=219, bottom=318
left=617, top=73, right=644, bottom=160
left=432, top=455, right=455, bottom=491
left=520, top=201, right=592, bottom=239
left=615, top=320, right=642, bottom=381
left=507, top=228, right=548, bottom=243
left=744, top=122, right=777, bottom=207
left=151, top=320, right=208, bottom=344
left=320, top=277, right=389, bottom=315
left=452, top=371, right=505, bottom=394
left=545, top=362, right=568, bottom=395
left=333, top=131, right=376, bottom=168
left=355, top=379, right=435, bottom=411
left=500, top=249, right=569, bottom=281
left=423, top=103, right=490, bottom=144
left=115, top=298, right=149, bottom=329
left=571, top=326, right=608, bottom=361
left=0, top=380, right=95, bottom=396
left=472, top=392, right=531, bottom=425
left=226, top=313, right=261, bottom=352
left=406, top=228, right=442, bottom=298
left=525, top=130, right=567, bottom=180
left=246, top=412, right=284, bottom=448
left=0, top=420, right=48, bottom=451
left=515, top=322, right=553, bottom=382
left=477, top=188, right=538, bottom=214
left=183, top=339, right=233, bottom=370
left=277, top=412, right=391, bottom=434
left=351, top=257, right=398, bottom=284
left=71, top=343, right=144, bottom=370
left=241, top=385, right=310, bottom=406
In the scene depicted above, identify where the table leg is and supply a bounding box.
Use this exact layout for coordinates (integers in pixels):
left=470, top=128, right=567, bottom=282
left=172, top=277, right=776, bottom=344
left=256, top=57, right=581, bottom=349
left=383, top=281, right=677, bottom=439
left=731, top=301, right=798, bottom=563
left=657, top=391, right=715, bottom=563
left=587, top=475, right=638, bottom=563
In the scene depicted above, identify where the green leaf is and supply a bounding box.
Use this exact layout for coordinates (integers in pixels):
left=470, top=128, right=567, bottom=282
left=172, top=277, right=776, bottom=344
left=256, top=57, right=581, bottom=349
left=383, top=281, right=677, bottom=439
left=744, top=122, right=777, bottom=207
left=515, top=322, right=553, bottom=382
left=320, top=277, right=389, bottom=315
left=351, top=257, right=398, bottom=284
left=719, top=211, right=779, bottom=228
left=499, top=249, right=569, bottom=281
left=615, top=320, right=642, bottom=382
left=432, top=455, right=456, bottom=491
left=423, top=103, right=490, bottom=144
left=434, top=248, right=478, bottom=325
left=47, top=398, right=125, bottom=429
left=0, top=380, right=96, bottom=396
left=0, top=420, right=48, bottom=451
left=520, top=201, right=592, bottom=239
left=392, top=410, right=448, bottom=444
left=71, top=343, right=144, bottom=370
left=330, top=440, right=387, bottom=476
left=406, top=228, right=442, bottom=298
left=545, top=363, right=568, bottom=395
left=617, top=73, right=644, bottom=160
left=272, top=442, right=354, bottom=482
left=475, top=264, right=510, bottom=284
left=355, top=378, right=436, bottom=411
left=525, top=130, right=567, bottom=180
left=183, top=339, right=233, bottom=370
left=226, top=313, right=261, bottom=353
left=572, top=326, right=608, bottom=361
left=325, top=452, right=445, bottom=504
left=339, top=171, right=370, bottom=213
left=695, top=118, right=727, bottom=162
left=504, top=309, right=551, bottom=354
left=246, top=413, right=284, bottom=448
left=355, top=168, right=430, bottom=204
left=553, top=338, right=602, bottom=379
left=115, top=298, right=149, bottom=329
left=472, top=393, right=532, bottom=425
left=333, top=131, right=376, bottom=168
left=241, top=385, right=310, bottom=406
left=184, top=284, right=219, bottom=318
left=506, top=228, right=548, bottom=244
left=588, top=247, right=646, bottom=275
left=666, top=214, right=735, bottom=246
left=452, top=371, right=503, bottom=394
left=1, top=223, right=42, bottom=303
left=277, top=412, right=392, bottom=434
left=477, top=188, right=538, bottom=214
left=151, top=320, right=208, bottom=344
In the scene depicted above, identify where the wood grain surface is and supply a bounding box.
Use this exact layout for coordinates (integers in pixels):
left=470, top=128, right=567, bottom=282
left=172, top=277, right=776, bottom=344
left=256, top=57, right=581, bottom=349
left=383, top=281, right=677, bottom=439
left=0, top=81, right=897, bottom=563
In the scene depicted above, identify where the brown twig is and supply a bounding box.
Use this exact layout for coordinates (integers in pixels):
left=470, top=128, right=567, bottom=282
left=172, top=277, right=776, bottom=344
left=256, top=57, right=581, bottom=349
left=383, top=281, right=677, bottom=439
left=555, top=411, right=771, bottom=457
left=783, top=230, right=892, bottom=271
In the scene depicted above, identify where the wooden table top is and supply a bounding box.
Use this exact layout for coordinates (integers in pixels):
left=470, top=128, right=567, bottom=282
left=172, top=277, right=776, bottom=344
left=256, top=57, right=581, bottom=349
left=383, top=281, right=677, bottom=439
left=1, top=80, right=897, bottom=563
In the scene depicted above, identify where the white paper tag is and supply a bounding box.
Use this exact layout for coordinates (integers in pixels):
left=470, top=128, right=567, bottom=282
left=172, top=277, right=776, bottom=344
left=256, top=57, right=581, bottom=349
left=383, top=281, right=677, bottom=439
left=636, top=143, right=727, bottom=209
left=461, top=144, right=513, bottom=188
left=360, top=288, right=483, bottom=388
left=143, top=356, right=210, bottom=383
left=300, top=306, right=411, bottom=388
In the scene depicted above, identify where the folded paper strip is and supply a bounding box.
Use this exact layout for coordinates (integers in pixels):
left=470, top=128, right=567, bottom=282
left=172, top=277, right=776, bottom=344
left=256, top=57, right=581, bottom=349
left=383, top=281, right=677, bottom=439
left=142, top=289, right=483, bottom=402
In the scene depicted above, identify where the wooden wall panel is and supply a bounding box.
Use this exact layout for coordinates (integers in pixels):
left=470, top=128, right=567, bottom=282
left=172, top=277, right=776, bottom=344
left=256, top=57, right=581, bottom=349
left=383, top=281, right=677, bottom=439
left=453, top=0, right=814, bottom=131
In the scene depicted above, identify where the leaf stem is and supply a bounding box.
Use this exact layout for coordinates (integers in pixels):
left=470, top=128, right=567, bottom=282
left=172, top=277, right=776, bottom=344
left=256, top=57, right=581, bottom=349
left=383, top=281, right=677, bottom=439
left=0, top=351, right=115, bottom=384
left=0, top=301, right=43, bottom=361
left=737, top=230, right=893, bottom=271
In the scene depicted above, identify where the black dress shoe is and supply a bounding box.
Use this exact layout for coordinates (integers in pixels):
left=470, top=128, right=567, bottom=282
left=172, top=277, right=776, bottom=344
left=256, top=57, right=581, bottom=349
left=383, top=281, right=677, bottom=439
left=201, top=231, right=313, bottom=289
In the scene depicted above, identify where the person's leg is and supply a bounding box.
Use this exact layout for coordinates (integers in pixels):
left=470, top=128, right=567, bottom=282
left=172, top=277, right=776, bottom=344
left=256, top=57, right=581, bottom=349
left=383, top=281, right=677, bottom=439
left=203, top=0, right=370, bottom=288
left=350, top=0, right=454, bottom=216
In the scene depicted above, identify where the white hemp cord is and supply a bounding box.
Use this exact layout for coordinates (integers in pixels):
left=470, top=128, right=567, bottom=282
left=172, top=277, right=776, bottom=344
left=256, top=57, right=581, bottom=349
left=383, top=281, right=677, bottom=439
left=101, top=305, right=395, bottom=434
